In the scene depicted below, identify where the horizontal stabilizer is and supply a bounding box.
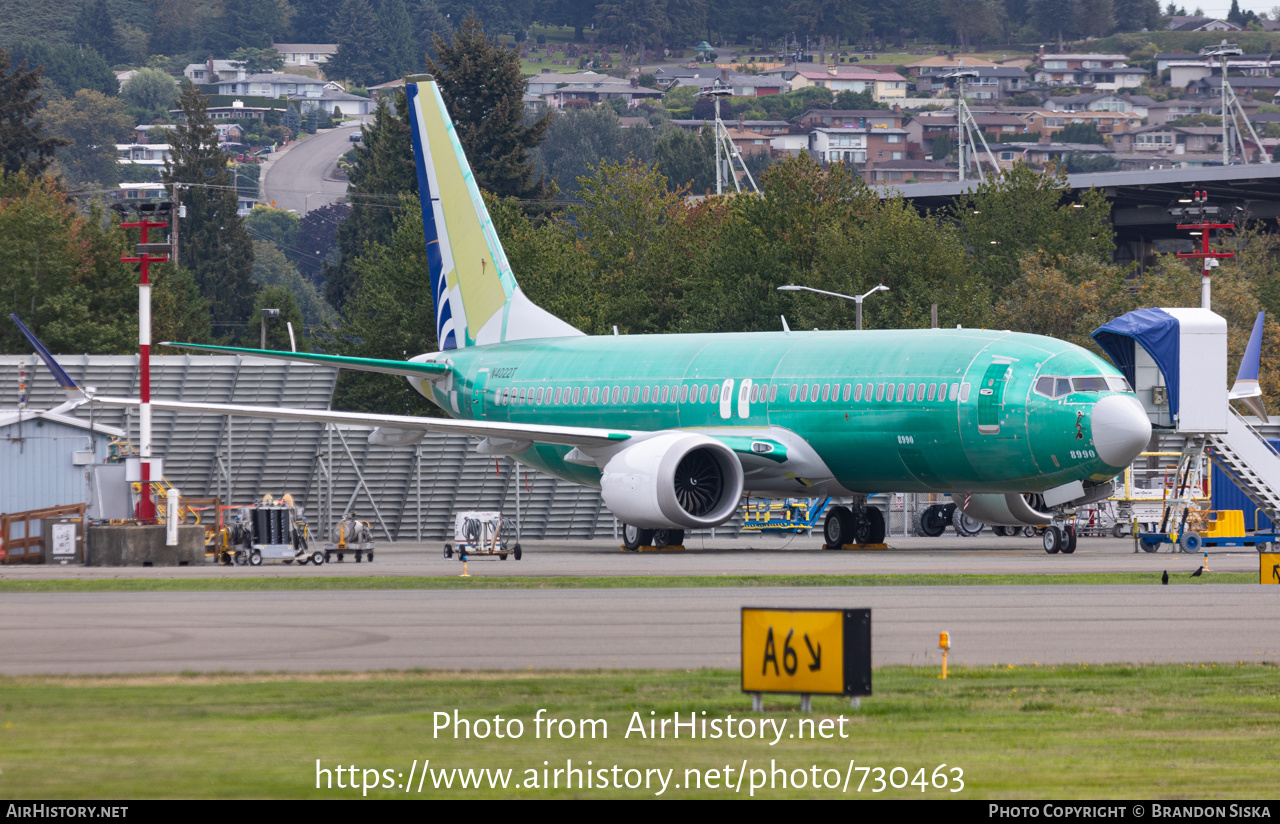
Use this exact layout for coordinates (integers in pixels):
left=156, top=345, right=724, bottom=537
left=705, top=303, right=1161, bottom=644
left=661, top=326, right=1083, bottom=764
left=1229, top=311, right=1268, bottom=422
left=160, top=342, right=452, bottom=381
left=9, top=313, right=82, bottom=398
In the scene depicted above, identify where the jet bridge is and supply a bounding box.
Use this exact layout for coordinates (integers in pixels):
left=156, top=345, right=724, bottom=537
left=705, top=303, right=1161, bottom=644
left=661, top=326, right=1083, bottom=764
left=1092, top=308, right=1280, bottom=542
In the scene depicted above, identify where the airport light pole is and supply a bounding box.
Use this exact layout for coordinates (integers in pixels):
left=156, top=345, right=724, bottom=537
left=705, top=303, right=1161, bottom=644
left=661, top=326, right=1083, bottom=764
left=777, top=283, right=890, bottom=330
left=1169, top=191, right=1237, bottom=310
left=119, top=202, right=173, bottom=521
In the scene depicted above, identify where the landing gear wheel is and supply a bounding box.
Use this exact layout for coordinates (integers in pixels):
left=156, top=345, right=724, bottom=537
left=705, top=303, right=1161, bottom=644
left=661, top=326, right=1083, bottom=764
left=1043, top=526, right=1062, bottom=554
left=513, top=544, right=522, bottom=560
left=653, top=528, right=683, bottom=547
left=444, top=544, right=453, bottom=559
left=1180, top=531, right=1203, bottom=553
left=863, top=506, right=886, bottom=544
left=1023, top=526, right=1038, bottom=538
left=918, top=506, right=946, bottom=538
left=1062, top=525, right=1077, bottom=554
left=992, top=525, right=1007, bottom=537
left=824, top=506, right=855, bottom=548
left=955, top=512, right=984, bottom=537
left=311, top=551, right=325, bottom=565
left=234, top=550, right=248, bottom=566
left=249, top=549, right=262, bottom=566
left=623, top=524, right=654, bottom=551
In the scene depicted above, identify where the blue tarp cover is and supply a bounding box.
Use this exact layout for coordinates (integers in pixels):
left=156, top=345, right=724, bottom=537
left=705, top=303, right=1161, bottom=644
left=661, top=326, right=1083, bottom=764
left=1091, top=308, right=1180, bottom=416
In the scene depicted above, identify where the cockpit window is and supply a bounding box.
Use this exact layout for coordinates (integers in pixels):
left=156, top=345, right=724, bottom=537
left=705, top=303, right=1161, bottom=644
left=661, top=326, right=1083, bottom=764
left=1106, top=376, right=1131, bottom=392
left=1054, top=378, right=1072, bottom=397
left=1072, top=377, right=1109, bottom=392
left=1035, top=376, right=1054, bottom=397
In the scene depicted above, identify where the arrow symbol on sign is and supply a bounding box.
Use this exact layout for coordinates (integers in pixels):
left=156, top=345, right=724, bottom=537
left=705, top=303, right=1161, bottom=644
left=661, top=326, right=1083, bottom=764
left=1272, top=564, right=1279, bottom=584
left=804, top=633, right=821, bottom=671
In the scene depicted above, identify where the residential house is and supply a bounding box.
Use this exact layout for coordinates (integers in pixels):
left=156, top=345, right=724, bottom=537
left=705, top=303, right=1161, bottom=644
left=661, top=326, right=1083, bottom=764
left=808, top=128, right=867, bottom=164
left=1111, top=124, right=1223, bottom=155
left=1164, top=16, right=1244, bottom=31
left=1145, top=98, right=1221, bottom=125
left=770, top=130, right=813, bottom=156
left=1015, top=142, right=1116, bottom=169
left=214, top=70, right=372, bottom=115
left=213, top=122, right=244, bottom=146
left=185, top=59, right=240, bottom=83
left=798, top=109, right=906, bottom=130
left=273, top=44, right=338, bottom=69
left=1042, top=93, right=1157, bottom=118
left=905, top=111, right=1026, bottom=149
left=724, top=126, right=772, bottom=155
left=133, top=125, right=175, bottom=144
left=116, top=143, right=172, bottom=167
left=114, top=69, right=137, bottom=91
left=902, top=55, right=996, bottom=77
left=1033, top=53, right=1147, bottom=90
left=667, top=73, right=787, bottom=97
left=868, top=159, right=957, bottom=183
left=1023, top=109, right=1143, bottom=136
left=914, top=66, right=1030, bottom=99
left=788, top=66, right=908, bottom=102
left=540, top=81, right=664, bottom=109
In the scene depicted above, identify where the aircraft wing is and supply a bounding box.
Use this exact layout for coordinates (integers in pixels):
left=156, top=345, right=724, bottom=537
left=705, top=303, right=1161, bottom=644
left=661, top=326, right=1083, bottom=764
left=91, top=397, right=633, bottom=449
left=160, top=342, right=452, bottom=381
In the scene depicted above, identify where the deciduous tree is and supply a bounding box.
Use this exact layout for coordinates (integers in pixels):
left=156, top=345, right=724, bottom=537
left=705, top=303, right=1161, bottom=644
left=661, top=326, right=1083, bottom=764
left=44, top=89, right=133, bottom=187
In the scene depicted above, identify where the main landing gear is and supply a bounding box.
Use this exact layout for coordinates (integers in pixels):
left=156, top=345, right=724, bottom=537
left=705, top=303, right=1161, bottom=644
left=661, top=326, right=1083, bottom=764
left=621, top=524, right=685, bottom=551
left=1042, top=523, right=1077, bottom=554
left=823, top=505, right=886, bottom=547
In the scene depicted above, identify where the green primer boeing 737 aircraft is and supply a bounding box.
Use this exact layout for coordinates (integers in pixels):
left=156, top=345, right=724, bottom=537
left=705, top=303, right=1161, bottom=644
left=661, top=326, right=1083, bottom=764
left=100, top=76, right=1152, bottom=553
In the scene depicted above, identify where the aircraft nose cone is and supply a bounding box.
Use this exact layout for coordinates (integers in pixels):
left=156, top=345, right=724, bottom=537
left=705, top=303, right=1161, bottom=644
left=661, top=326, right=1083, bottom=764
left=1092, top=393, right=1151, bottom=468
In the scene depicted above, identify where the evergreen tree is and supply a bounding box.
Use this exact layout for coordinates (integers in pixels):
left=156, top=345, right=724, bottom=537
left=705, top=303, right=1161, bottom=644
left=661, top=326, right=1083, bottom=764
left=413, top=0, right=451, bottom=63
left=426, top=16, right=551, bottom=200
left=0, top=49, right=64, bottom=177
left=378, top=0, right=419, bottom=79
left=325, top=92, right=416, bottom=309
left=325, top=0, right=387, bottom=86
left=73, top=0, right=116, bottom=64
left=44, top=89, right=133, bottom=186
left=163, top=83, right=259, bottom=336
left=4, top=39, right=117, bottom=100
left=1114, top=0, right=1161, bottom=30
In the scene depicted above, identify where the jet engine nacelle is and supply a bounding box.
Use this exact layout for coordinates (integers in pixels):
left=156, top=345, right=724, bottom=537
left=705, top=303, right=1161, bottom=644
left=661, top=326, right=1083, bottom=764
left=956, top=493, right=1052, bottom=527
left=600, top=433, right=745, bottom=529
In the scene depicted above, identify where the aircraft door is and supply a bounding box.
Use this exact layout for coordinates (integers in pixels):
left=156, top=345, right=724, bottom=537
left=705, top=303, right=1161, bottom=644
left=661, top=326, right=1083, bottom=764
left=720, top=379, right=735, bottom=419
left=471, top=368, right=490, bottom=420
left=977, top=360, right=1012, bottom=434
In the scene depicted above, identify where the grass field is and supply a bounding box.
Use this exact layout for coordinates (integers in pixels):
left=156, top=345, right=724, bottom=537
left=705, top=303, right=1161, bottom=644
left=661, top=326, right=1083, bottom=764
left=0, top=572, right=1253, bottom=593
left=2, top=665, right=1277, bottom=798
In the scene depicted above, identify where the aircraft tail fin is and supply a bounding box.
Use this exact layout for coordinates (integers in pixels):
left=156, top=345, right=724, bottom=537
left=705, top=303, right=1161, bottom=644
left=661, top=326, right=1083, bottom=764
left=403, top=75, right=581, bottom=350
left=1229, top=311, right=1268, bottom=422
left=9, top=314, right=84, bottom=402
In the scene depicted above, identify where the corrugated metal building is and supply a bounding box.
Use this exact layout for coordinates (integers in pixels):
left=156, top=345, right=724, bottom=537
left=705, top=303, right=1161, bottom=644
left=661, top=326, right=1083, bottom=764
left=0, top=408, right=123, bottom=515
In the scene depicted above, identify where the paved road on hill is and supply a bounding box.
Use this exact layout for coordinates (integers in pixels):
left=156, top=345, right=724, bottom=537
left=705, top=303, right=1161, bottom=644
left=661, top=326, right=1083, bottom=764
left=4, top=585, right=1276, bottom=674
left=259, top=124, right=359, bottom=215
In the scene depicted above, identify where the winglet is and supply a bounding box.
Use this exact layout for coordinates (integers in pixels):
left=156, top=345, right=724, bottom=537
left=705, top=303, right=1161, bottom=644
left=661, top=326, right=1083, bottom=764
left=1229, top=311, right=1268, bottom=422
left=9, top=314, right=83, bottom=399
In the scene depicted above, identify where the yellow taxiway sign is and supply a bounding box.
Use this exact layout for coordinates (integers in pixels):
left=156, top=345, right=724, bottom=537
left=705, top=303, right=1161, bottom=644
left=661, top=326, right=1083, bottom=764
left=741, top=608, right=871, bottom=696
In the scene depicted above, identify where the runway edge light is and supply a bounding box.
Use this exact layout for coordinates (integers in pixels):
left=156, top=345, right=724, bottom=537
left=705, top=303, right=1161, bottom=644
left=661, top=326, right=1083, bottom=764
left=939, top=631, right=951, bottom=680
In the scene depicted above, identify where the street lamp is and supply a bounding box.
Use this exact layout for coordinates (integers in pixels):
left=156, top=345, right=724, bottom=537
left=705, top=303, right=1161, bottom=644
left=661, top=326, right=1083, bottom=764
left=777, top=283, right=890, bottom=330
left=260, top=308, right=280, bottom=349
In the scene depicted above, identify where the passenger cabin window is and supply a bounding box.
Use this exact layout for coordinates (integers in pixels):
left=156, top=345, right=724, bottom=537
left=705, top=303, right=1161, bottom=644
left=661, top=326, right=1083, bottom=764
left=622, top=386, right=630, bottom=404
left=661, top=386, right=670, bottom=403
left=770, top=385, right=778, bottom=402
left=822, top=384, right=831, bottom=402
left=800, top=384, right=809, bottom=402
left=907, top=384, right=916, bottom=402
left=959, top=382, right=971, bottom=402
left=751, top=384, right=760, bottom=403
left=876, top=384, right=885, bottom=401
left=710, top=384, right=719, bottom=403
left=590, top=387, right=600, bottom=404
left=680, top=385, right=690, bottom=403
left=948, top=383, right=959, bottom=401
left=917, top=383, right=926, bottom=400
left=699, top=385, right=708, bottom=403
left=555, top=387, right=563, bottom=404
left=811, top=383, right=819, bottom=401
left=886, top=384, right=896, bottom=402
left=854, top=384, right=863, bottom=402
left=642, top=386, right=651, bottom=403
left=842, top=384, right=851, bottom=402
